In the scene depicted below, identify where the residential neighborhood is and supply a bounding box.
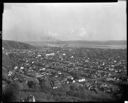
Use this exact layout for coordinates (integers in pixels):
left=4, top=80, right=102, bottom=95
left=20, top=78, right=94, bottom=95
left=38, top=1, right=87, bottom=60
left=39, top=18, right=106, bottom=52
left=2, top=46, right=127, bottom=102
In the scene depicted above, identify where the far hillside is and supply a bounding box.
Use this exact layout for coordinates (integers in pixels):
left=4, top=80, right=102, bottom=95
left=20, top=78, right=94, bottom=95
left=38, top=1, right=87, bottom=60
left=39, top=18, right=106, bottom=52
left=26, top=40, right=127, bottom=49
left=2, top=40, right=36, bottom=50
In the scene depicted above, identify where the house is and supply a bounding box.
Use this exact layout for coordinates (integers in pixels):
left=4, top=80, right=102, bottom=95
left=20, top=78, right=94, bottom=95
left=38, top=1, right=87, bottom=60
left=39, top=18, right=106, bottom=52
left=46, top=53, right=55, bottom=57
left=78, top=78, right=86, bottom=82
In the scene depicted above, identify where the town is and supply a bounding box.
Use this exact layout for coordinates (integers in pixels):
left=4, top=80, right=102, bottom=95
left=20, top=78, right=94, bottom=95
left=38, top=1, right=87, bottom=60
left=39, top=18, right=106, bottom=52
left=2, top=46, right=127, bottom=102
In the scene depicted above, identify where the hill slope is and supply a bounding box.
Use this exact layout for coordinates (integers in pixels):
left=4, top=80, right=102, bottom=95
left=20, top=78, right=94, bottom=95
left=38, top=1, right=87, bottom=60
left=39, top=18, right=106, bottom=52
left=27, top=40, right=126, bottom=49
left=2, top=40, right=36, bottom=49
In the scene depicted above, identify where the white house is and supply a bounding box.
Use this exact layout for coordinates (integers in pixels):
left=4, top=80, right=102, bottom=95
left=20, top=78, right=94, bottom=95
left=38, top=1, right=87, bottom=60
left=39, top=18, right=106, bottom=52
left=78, top=78, right=86, bottom=82
left=46, top=53, right=55, bottom=57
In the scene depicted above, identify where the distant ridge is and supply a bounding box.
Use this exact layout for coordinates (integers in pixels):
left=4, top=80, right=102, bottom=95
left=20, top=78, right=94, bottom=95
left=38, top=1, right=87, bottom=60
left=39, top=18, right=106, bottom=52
left=2, top=39, right=126, bottom=49
left=2, top=40, right=36, bottom=49
left=26, top=40, right=126, bottom=49
left=26, top=40, right=126, bottom=45
left=56, top=40, right=126, bottom=45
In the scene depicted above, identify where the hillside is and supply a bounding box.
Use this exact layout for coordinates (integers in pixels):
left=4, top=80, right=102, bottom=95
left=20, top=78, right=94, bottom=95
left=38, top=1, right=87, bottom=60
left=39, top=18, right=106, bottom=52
left=2, top=53, right=13, bottom=69
left=2, top=40, right=36, bottom=73
left=60, top=40, right=126, bottom=45
left=27, top=40, right=126, bottom=49
left=2, top=40, right=36, bottom=49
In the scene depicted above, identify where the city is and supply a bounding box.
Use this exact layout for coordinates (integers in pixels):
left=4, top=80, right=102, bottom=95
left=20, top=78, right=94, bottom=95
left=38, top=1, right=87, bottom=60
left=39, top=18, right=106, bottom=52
left=2, top=44, right=127, bottom=102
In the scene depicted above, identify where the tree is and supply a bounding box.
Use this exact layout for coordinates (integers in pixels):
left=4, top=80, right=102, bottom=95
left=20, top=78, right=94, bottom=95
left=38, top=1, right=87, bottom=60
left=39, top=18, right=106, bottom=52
left=27, top=81, right=36, bottom=89
left=117, top=83, right=128, bottom=101
left=2, top=81, right=20, bottom=102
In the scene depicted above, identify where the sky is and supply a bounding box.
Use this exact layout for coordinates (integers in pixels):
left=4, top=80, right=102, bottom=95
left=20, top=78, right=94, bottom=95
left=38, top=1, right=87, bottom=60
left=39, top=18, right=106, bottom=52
left=3, top=2, right=126, bottom=41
